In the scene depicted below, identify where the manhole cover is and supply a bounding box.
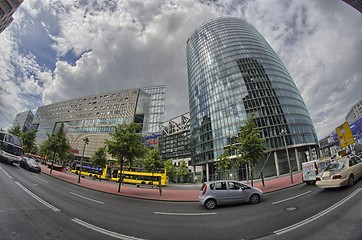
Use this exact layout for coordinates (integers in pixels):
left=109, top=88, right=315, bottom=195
left=285, top=207, right=297, bottom=211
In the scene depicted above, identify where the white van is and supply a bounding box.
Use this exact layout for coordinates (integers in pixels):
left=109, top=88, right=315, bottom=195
left=302, top=159, right=331, bottom=184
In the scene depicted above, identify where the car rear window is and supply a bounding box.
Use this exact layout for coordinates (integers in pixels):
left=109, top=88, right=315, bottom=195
left=325, top=161, right=345, bottom=171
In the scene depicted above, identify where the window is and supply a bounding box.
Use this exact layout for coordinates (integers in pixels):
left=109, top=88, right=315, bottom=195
left=228, top=181, right=242, bottom=190
left=215, top=182, right=227, bottom=190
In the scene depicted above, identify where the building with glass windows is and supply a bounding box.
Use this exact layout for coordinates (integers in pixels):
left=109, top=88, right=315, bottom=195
left=346, top=98, right=362, bottom=124
left=32, top=85, right=165, bottom=159
left=13, top=110, right=35, bottom=132
left=0, top=0, right=23, bottom=34
left=186, top=17, right=319, bottom=181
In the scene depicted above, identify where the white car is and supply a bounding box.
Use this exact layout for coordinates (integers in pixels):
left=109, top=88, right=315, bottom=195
left=315, top=155, right=362, bottom=188
left=199, top=180, right=263, bottom=210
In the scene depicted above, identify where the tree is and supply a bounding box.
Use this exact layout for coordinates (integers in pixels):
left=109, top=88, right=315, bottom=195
left=8, top=124, right=38, bottom=153
left=235, top=115, right=267, bottom=185
left=91, top=147, right=108, bottom=180
left=8, top=125, right=22, bottom=137
left=53, top=123, right=72, bottom=161
left=91, top=147, right=108, bottom=168
left=164, top=159, right=175, bottom=183
left=20, top=129, right=38, bottom=153
left=215, top=148, right=237, bottom=180
left=215, top=148, right=235, bottom=171
left=38, top=123, right=72, bottom=162
left=176, top=161, right=190, bottom=183
left=105, top=122, right=145, bottom=192
left=142, top=148, right=163, bottom=173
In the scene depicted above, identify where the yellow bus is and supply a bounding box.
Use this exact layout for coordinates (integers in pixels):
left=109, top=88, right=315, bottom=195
left=71, top=161, right=102, bottom=178
left=107, top=166, right=168, bottom=187
left=71, top=162, right=168, bottom=186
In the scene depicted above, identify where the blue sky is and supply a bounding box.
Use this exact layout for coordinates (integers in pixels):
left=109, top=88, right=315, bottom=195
left=0, top=0, right=361, bottom=139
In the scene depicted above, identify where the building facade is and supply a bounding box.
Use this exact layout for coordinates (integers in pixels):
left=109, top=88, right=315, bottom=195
left=342, top=0, right=362, bottom=13
left=186, top=17, right=319, bottom=181
left=159, top=113, right=203, bottom=182
left=346, top=98, right=362, bottom=124
left=0, top=0, right=23, bottom=34
left=13, top=110, right=35, bottom=132
left=32, top=86, right=165, bottom=159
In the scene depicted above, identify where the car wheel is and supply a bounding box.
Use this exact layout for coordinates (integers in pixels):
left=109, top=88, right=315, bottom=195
left=249, top=194, right=260, bottom=204
left=347, top=175, right=354, bottom=187
left=204, top=199, right=217, bottom=210
left=26, top=165, right=29, bottom=170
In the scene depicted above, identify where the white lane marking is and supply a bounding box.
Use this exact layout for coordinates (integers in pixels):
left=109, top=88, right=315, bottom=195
left=72, top=218, right=145, bottom=240
left=34, top=175, right=48, bottom=183
left=272, top=191, right=312, bottom=205
left=70, top=192, right=104, bottom=204
left=15, top=182, right=60, bottom=212
left=0, top=166, right=13, bottom=179
left=274, top=188, right=362, bottom=235
left=154, top=211, right=217, bottom=216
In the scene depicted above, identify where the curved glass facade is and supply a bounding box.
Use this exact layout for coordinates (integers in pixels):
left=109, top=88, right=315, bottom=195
left=187, top=17, right=319, bottom=178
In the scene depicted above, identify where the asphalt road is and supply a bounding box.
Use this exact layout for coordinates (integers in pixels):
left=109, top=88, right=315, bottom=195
left=1, top=161, right=361, bottom=240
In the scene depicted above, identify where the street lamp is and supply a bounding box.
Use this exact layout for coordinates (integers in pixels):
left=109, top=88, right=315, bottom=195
left=280, top=129, right=293, bottom=183
left=78, top=137, right=89, bottom=183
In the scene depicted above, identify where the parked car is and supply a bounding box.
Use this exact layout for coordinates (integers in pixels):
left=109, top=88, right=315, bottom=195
left=199, top=180, right=263, bottom=210
left=19, top=157, right=41, bottom=173
left=315, top=155, right=362, bottom=188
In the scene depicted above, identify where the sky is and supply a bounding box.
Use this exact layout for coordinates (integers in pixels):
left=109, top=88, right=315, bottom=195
left=0, top=0, right=361, bottom=140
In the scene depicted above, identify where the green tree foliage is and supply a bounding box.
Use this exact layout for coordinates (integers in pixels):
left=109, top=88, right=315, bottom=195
left=176, top=161, right=190, bottom=183
left=39, top=123, right=72, bottom=161
left=142, top=148, right=164, bottom=173
left=164, top=159, right=175, bottom=182
left=8, top=124, right=38, bottom=153
left=8, top=125, right=22, bottom=137
left=236, top=115, right=267, bottom=185
left=91, top=147, right=108, bottom=168
left=215, top=148, right=236, bottom=171
left=105, top=122, right=145, bottom=191
left=20, top=129, right=38, bottom=153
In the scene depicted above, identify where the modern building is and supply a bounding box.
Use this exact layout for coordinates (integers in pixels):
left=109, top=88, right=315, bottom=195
left=342, top=0, right=362, bottom=13
left=346, top=98, right=362, bottom=124
left=159, top=113, right=202, bottom=182
left=13, top=110, right=35, bottom=132
left=32, top=86, right=166, bottom=159
left=0, top=0, right=23, bottom=34
left=186, top=17, right=319, bottom=181
left=159, top=113, right=191, bottom=161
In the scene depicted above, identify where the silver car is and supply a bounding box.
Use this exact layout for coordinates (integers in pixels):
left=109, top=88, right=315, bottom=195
left=199, top=180, right=263, bottom=210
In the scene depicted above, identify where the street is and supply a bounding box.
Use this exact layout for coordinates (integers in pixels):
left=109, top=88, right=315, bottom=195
left=1, top=162, right=361, bottom=240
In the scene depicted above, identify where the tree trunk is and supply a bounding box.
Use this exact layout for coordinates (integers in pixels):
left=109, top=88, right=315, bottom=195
left=118, top=157, right=124, bottom=192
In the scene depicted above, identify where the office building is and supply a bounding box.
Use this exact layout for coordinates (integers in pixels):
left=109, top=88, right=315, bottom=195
left=159, top=113, right=191, bottom=161
left=186, top=17, right=319, bottom=180
left=346, top=98, right=362, bottom=124
left=32, top=86, right=166, bottom=159
left=0, top=0, right=23, bottom=34
left=342, top=0, right=362, bottom=13
left=13, top=110, right=35, bottom=132
left=159, top=112, right=203, bottom=182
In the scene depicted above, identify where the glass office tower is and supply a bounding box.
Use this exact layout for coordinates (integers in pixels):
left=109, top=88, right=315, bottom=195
left=186, top=17, right=319, bottom=180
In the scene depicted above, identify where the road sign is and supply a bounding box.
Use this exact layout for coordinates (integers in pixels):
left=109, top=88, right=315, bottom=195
left=336, top=122, right=355, bottom=148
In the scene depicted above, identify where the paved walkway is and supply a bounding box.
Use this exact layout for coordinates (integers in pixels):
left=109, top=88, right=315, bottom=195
left=40, top=165, right=303, bottom=202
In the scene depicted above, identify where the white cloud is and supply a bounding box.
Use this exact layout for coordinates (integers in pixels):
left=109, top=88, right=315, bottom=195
left=1, top=0, right=361, bottom=141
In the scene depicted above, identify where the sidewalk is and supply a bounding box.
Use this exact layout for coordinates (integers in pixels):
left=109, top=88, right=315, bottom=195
left=40, top=165, right=303, bottom=202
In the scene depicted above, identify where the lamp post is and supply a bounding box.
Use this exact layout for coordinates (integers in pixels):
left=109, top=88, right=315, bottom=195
left=78, top=137, right=89, bottom=183
left=280, top=129, right=293, bottom=183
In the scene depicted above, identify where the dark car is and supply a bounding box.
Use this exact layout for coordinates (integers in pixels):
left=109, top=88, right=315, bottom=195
left=20, top=157, right=41, bottom=173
